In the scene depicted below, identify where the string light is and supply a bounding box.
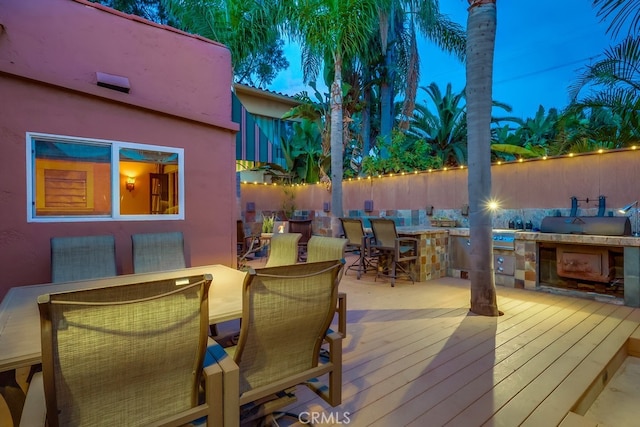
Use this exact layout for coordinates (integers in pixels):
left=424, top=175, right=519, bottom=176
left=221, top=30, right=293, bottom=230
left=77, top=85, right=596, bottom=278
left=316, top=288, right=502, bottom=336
left=238, top=146, right=638, bottom=185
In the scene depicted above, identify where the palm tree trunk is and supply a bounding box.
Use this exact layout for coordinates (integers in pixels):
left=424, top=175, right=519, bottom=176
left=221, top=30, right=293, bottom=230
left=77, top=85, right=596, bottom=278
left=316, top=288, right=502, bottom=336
left=466, top=0, right=500, bottom=316
left=330, top=53, right=344, bottom=236
left=362, top=75, right=372, bottom=159
left=379, top=2, right=396, bottom=158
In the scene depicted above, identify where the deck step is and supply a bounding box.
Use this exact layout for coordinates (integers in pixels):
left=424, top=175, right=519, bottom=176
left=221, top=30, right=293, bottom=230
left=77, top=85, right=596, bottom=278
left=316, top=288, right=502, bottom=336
left=628, top=325, right=640, bottom=356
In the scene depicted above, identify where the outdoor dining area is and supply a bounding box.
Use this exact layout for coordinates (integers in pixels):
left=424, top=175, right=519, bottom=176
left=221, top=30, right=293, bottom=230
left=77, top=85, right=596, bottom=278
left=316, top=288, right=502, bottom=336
left=0, top=231, right=347, bottom=426
left=3, top=1, right=640, bottom=425
left=2, top=226, right=640, bottom=427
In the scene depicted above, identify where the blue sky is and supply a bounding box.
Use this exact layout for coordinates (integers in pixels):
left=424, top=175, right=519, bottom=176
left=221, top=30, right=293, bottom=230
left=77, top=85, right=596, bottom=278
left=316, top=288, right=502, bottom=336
left=269, top=0, right=622, bottom=120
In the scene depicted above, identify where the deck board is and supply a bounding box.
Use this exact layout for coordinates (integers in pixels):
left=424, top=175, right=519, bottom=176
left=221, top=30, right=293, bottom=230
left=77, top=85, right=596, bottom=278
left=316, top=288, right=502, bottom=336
left=274, top=254, right=640, bottom=427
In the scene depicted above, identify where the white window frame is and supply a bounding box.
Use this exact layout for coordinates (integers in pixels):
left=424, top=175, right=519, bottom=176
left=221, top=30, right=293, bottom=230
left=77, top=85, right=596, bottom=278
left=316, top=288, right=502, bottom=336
left=26, top=132, right=185, bottom=222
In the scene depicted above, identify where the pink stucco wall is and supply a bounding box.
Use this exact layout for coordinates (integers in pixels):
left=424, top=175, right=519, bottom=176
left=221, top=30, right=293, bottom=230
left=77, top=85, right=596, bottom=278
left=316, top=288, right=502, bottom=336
left=0, top=0, right=238, bottom=298
left=241, top=148, right=640, bottom=215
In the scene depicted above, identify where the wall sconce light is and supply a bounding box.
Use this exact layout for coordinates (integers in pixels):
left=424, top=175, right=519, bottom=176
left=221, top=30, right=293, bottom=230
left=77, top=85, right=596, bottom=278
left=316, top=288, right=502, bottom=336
left=364, top=200, right=374, bottom=212
left=323, top=202, right=331, bottom=212
left=426, top=205, right=434, bottom=216
left=618, top=200, right=639, bottom=237
left=461, top=204, right=469, bottom=216
left=125, top=176, right=135, bottom=192
left=246, top=202, right=255, bottom=213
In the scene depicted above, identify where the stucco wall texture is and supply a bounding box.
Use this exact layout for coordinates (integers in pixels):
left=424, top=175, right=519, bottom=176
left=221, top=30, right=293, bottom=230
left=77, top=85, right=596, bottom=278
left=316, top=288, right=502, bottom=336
left=240, top=148, right=640, bottom=220
left=0, top=0, right=238, bottom=298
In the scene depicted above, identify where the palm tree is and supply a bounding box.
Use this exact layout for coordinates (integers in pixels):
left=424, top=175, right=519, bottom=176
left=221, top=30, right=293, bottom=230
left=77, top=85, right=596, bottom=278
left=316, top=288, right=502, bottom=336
left=377, top=0, right=466, bottom=154
left=407, top=83, right=468, bottom=166
left=280, top=0, right=381, bottom=235
left=162, top=0, right=289, bottom=87
left=592, top=0, right=640, bottom=38
left=569, top=36, right=640, bottom=130
left=466, top=0, right=500, bottom=316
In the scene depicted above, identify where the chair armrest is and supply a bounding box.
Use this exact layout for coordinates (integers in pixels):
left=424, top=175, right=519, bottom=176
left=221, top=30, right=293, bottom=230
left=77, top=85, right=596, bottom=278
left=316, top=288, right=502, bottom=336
left=336, top=292, right=347, bottom=337
left=18, top=371, right=46, bottom=427
left=201, top=363, right=224, bottom=427
left=206, top=338, right=240, bottom=427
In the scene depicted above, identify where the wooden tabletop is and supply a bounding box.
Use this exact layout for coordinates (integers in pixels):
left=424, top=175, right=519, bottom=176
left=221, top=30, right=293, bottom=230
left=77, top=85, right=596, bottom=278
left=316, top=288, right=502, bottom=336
left=0, top=264, right=246, bottom=372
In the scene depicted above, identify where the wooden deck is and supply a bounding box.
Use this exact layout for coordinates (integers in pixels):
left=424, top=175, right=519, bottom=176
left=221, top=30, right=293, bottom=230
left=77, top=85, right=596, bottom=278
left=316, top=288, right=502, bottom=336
left=276, top=253, right=640, bottom=427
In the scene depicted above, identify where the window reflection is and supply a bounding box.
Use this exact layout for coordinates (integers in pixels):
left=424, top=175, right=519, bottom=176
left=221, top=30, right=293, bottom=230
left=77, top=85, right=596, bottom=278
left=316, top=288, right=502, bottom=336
left=33, top=140, right=112, bottom=217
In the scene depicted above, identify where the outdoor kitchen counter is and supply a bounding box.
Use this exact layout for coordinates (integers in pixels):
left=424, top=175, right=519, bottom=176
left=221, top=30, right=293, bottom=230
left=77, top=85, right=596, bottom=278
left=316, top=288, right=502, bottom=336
left=395, top=226, right=450, bottom=282
left=515, top=231, right=640, bottom=247
left=448, top=228, right=640, bottom=247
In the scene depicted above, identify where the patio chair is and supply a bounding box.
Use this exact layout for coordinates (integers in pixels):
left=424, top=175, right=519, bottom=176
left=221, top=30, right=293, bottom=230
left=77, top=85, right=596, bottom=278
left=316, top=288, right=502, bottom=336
left=264, top=233, right=301, bottom=267
left=306, top=236, right=349, bottom=337
left=207, top=260, right=343, bottom=427
left=369, top=218, right=418, bottom=286
left=288, top=219, right=313, bottom=261
left=131, top=231, right=186, bottom=273
left=51, top=235, right=117, bottom=282
left=19, top=273, right=223, bottom=427
left=237, top=220, right=260, bottom=258
left=339, top=218, right=378, bottom=279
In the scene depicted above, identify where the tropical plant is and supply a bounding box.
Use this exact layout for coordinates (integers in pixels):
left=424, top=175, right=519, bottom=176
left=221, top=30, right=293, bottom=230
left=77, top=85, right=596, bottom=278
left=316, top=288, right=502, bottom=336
left=161, top=0, right=289, bottom=87
left=406, top=83, right=468, bottom=166
left=361, top=130, right=441, bottom=175
left=261, top=214, right=275, bottom=233
left=279, top=0, right=381, bottom=235
left=407, top=82, right=520, bottom=166
left=91, top=0, right=176, bottom=24
left=375, top=0, right=466, bottom=156
left=592, top=0, right=640, bottom=38
left=466, top=0, right=500, bottom=316
left=569, top=36, right=640, bottom=118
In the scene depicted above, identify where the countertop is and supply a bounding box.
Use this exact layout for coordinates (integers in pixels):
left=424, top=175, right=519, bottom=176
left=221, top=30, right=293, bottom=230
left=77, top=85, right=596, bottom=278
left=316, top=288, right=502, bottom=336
left=447, top=227, right=640, bottom=247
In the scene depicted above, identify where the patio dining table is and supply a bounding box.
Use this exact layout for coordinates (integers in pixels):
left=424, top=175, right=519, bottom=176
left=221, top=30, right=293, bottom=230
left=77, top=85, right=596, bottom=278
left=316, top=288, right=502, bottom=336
left=0, top=264, right=247, bottom=373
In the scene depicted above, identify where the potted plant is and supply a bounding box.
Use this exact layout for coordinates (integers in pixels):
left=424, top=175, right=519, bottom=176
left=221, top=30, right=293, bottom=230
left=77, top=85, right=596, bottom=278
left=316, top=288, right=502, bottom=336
left=261, top=214, right=275, bottom=235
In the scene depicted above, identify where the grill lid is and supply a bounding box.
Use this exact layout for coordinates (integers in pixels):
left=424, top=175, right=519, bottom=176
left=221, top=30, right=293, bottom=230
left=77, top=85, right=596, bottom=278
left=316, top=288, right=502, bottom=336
left=540, top=216, right=631, bottom=236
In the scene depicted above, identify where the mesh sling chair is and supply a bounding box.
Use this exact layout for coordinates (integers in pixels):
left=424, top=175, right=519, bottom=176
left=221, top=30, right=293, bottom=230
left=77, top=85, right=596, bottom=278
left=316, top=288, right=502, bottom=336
left=369, top=218, right=419, bottom=287
left=288, top=219, right=312, bottom=261
left=51, top=235, right=117, bottom=283
left=4, top=236, right=120, bottom=426
left=306, top=236, right=348, bottom=337
left=339, top=218, right=378, bottom=279
left=237, top=220, right=261, bottom=257
left=264, top=233, right=302, bottom=267
left=208, top=260, right=344, bottom=427
left=131, top=231, right=186, bottom=274
left=19, top=273, right=222, bottom=427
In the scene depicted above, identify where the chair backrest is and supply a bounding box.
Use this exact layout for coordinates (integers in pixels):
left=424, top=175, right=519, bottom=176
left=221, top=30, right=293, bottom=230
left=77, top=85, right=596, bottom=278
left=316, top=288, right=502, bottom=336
left=289, top=219, right=313, bottom=245
left=237, top=220, right=250, bottom=254
left=38, top=274, right=212, bottom=427
left=234, top=260, right=342, bottom=396
left=237, top=219, right=246, bottom=241
left=306, top=236, right=347, bottom=263
left=369, top=218, right=399, bottom=248
left=339, top=218, right=366, bottom=247
left=265, top=233, right=301, bottom=267
left=51, top=235, right=117, bottom=283
left=132, top=231, right=186, bottom=273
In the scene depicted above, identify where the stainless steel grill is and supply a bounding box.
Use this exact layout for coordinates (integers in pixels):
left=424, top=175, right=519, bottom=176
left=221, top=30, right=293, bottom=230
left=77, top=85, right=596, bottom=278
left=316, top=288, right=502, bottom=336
left=492, top=229, right=516, bottom=250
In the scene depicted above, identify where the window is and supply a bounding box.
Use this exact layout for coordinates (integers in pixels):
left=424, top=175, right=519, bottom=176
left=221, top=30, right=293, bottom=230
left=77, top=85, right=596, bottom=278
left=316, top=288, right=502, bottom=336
left=27, top=133, right=184, bottom=222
